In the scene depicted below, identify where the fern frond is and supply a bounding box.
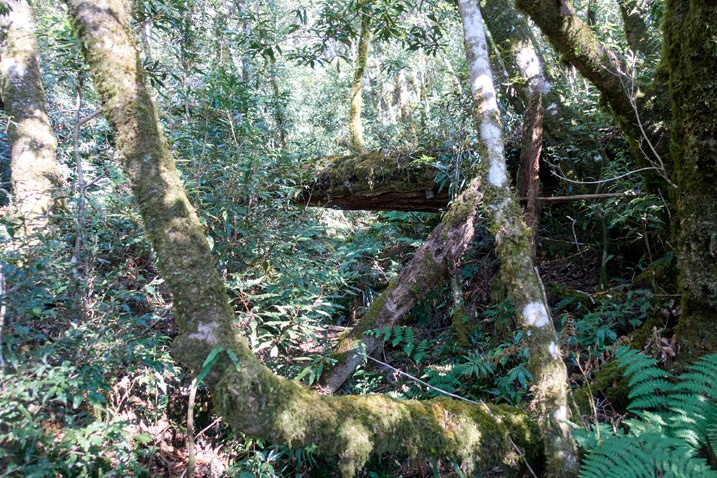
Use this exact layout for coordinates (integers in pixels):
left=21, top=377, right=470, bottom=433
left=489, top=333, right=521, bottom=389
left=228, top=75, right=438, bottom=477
left=579, top=436, right=655, bottom=478
left=656, top=448, right=717, bottom=478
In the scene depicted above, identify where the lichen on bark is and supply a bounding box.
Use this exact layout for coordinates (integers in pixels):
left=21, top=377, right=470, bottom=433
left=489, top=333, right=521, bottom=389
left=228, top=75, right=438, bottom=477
left=458, top=1, right=578, bottom=475
left=1, top=0, right=63, bottom=235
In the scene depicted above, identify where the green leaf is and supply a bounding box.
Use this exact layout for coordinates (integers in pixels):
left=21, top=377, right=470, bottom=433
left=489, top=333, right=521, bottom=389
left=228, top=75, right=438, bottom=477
left=196, top=346, right=224, bottom=384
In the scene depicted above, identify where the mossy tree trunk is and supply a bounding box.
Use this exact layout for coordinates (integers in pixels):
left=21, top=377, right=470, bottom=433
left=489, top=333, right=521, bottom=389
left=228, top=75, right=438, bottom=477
left=319, top=178, right=483, bottom=393
left=0, top=0, right=63, bottom=235
left=64, top=1, right=543, bottom=476
left=481, top=0, right=547, bottom=258
left=515, top=0, right=671, bottom=189
left=663, top=0, right=717, bottom=361
left=349, top=10, right=370, bottom=153
left=457, top=0, right=579, bottom=475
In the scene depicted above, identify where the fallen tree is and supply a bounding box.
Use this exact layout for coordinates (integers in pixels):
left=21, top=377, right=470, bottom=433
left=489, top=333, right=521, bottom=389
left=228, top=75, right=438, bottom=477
left=296, top=150, right=450, bottom=212
left=297, top=151, right=635, bottom=212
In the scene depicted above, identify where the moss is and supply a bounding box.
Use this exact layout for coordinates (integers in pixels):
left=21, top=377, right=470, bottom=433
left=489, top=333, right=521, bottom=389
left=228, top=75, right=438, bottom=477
left=593, top=360, right=631, bottom=412
left=451, top=305, right=472, bottom=349
left=663, top=0, right=717, bottom=360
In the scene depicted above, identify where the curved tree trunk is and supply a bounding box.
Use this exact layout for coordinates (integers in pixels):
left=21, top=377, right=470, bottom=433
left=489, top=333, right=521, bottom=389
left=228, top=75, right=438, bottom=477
left=64, top=1, right=543, bottom=476
left=349, top=11, right=370, bottom=153
left=457, top=1, right=579, bottom=475
left=663, top=0, right=717, bottom=361
left=0, top=0, right=62, bottom=235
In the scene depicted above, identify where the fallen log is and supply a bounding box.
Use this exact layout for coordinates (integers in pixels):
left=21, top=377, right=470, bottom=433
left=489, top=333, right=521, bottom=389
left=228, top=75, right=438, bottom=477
left=296, top=151, right=450, bottom=212
left=296, top=152, right=637, bottom=212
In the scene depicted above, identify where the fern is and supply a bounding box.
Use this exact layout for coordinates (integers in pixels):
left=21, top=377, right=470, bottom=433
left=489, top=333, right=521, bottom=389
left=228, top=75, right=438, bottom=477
left=578, top=347, right=717, bottom=478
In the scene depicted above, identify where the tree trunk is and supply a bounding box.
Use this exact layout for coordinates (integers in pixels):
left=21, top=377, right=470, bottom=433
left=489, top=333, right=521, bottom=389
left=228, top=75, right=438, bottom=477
left=457, top=1, right=579, bottom=475
left=396, top=68, right=411, bottom=124
left=349, top=12, right=370, bottom=153
left=663, top=0, right=717, bottom=362
left=0, top=0, right=63, bottom=235
left=516, top=0, right=671, bottom=195
left=64, top=1, right=542, bottom=475
left=618, top=0, right=655, bottom=55
left=481, top=0, right=547, bottom=258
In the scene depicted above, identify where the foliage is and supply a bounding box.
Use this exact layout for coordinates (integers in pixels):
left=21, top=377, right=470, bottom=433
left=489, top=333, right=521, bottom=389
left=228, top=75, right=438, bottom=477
left=576, top=347, right=717, bottom=478
left=0, top=214, right=180, bottom=476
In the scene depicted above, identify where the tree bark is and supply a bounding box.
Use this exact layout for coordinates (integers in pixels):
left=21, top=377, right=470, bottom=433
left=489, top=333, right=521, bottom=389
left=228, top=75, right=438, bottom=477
left=64, top=1, right=542, bottom=475
left=0, top=0, right=63, bottom=235
left=319, top=178, right=483, bottom=393
left=349, top=11, right=370, bottom=153
left=618, top=0, right=655, bottom=55
left=663, top=0, right=717, bottom=361
left=297, top=154, right=632, bottom=212
left=457, top=1, right=579, bottom=475
left=516, top=0, right=671, bottom=193
left=481, top=0, right=547, bottom=258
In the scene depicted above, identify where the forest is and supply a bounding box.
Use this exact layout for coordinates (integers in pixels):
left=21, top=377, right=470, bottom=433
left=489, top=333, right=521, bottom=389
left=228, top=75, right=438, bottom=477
left=1, top=0, right=717, bottom=476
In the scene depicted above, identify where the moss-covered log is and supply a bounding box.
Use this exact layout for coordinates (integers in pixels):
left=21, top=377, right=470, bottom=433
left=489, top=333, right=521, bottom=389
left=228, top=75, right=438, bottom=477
left=319, top=177, right=483, bottom=393
left=0, top=0, right=63, bottom=234
left=663, top=0, right=717, bottom=362
left=297, top=152, right=630, bottom=212
left=297, top=151, right=450, bottom=211
left=65, top=1, right=544, bottom=475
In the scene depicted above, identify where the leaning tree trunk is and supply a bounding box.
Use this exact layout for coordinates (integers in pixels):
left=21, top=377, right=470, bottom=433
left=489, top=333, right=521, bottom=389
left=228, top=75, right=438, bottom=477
left=663, top=0, right=717, bottom=361
left=457, top=1, right=579, bottom=475
left=0, top=0, right=63, bottom=235
left=319, top=178, right=483, bottom=393
left=348, top=10, right=370, bottom=153
left=64, top=1, right=542, bottom=476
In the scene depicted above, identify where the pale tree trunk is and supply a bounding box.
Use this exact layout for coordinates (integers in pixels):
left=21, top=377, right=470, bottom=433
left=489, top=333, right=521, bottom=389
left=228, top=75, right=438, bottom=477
left=0, top=0, right=63, bottom=235
left=482, top=0, right=547, bottom=258
left=457, top=0, right=579, bottom=475
left=396, top=68, right=411, bottom=124
left=64, top=1, right=541, bottom=476
left=349, top=11, right=370, bottom=153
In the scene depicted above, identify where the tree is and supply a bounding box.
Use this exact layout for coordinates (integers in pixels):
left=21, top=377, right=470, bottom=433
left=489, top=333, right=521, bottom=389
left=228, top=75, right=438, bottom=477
left=348, top=7, right=370, bottom=153
left=62, top=0, right=541, bottom=476
left=0, top=0, right=63, bottom=235
left=457, top=0, right=577, bottom=473
left=516, top=0, right=717, bottom=362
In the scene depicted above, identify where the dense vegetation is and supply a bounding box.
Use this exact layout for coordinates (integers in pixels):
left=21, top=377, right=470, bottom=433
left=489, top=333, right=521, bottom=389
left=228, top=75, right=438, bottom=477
left=1, top=0, right=716, bottom=476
